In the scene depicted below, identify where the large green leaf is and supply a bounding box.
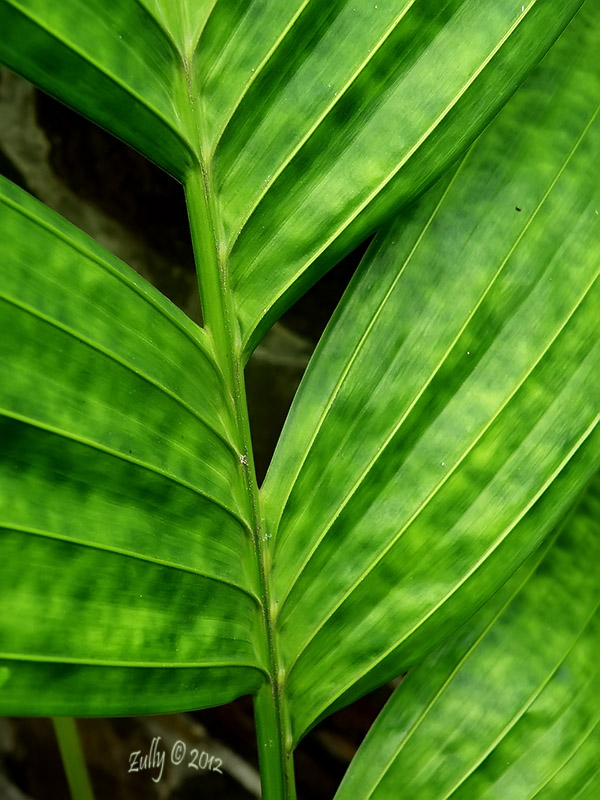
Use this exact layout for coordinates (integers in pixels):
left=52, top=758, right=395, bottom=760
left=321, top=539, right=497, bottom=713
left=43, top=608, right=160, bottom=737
left=0, top=3, right=597, bottom=796
left=334, top=478, right=599, bottom=799
left=0, top=0, right=583, bottom=354
left=0, top=175, right=266, bottom=715
left=215, top=0, right=584, bottom=352
left=262, top=1, right=600, bottom=743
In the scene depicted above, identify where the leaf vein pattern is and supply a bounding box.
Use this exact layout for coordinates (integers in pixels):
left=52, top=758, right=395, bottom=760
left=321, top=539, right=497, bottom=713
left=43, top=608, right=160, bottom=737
left=203, top=0, right=312, bottom=158
left=0, top=407, right=251, bottom=532
left=6, top=0, right=191, bottom=151
left=128, top=0, right=184, bottom=63
left=528, top=718, right=600, bottom=799
left=0, top=292, right=238, bottom=461
left=0, top=193, right=222, bottom=383
left=276, top=104, right=599, bottom=615
left=296, top=418, right=598, bottom=728
left=0, top=652, right=268, bottom=673
left=283, top=284, right=598, bottom=677
left=268, top=156, right=467, bottom=539
left=242, top=0, right=541, bottom=344
left=363, top=558, right=539, bottom=800
left=444, top=607, right=599, bottom=799
left=0, top=523, right=260, bottom=605
left=571, top=762, right=600, bottom=799
left=220, top=0, right=416, bottom=245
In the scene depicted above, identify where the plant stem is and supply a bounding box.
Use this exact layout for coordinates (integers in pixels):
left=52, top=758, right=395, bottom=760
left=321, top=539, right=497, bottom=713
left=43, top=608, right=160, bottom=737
left=185, top=166, right=294, bottom=799
left=52, top=717, right=95, bottom=800
left=255, top=682, right=296, bottom=800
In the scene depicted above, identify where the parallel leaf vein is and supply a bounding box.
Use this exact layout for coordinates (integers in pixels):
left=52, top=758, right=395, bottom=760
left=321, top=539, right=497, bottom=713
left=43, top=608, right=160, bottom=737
left=444, top=607, right=599, bottom=799
left=0, top=522, right=260, bottom=606
left=363, top=554, right=541, bottom=800
left=241, top=0, right=541, bottom=345
left=0, top=291, right=238, bottom=462
left=276, top=102, right=599, bottom=614
left=293, top=417, right=598, bottom=731
left=205, top=0, right=312, bottom=159
left=0, top=407, right=252, bottom=533
left=220, top=0, right=416, bottom=237
left=7, top=0, right=192, bottom=155
left=283, top=281, right=598, bottom=674
left=0, top=192, right=222, bottom=385
left=0, top=652, right=268, bottom=673
left=528, top=717, right=600, bottom=799
left=267, top=156, right=466, bottom=540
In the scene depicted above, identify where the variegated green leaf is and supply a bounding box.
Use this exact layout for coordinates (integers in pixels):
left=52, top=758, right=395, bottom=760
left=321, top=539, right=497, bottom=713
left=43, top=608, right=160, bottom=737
left=0, top=0, right=583, bottom=353
left=0, top=1, right=597, bottom=797
left=263, top=1, right=600, bottom=742
left=335, top=478, right=599, bottom=799
left=0, top=175, right=266, bottom=715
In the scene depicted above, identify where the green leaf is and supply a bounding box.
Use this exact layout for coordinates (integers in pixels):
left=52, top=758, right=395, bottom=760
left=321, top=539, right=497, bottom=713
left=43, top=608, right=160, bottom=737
left=334, top=478, right=599, bottom=799
left=0, top=2, right=598, bottom=797
left=0, top=175, right=266, bottom=715
left=0, top=0, right=197, bottom=179
left=0, top=1, right=583, bottom=354
left=217, top=0, right=585, bottom=353
left=262, top=1, right=600, bottom=743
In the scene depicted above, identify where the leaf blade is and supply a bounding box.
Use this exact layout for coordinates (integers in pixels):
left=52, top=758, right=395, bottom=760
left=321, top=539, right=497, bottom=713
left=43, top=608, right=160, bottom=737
left=0, top=177, right=265, bottom=714
left=205, top=0, right=584, bottom=351
left=263, top=1, right=600, bottom=741
left=334, top=479, right=600, bottom=800
left=0, top=0, right=195, bottom=178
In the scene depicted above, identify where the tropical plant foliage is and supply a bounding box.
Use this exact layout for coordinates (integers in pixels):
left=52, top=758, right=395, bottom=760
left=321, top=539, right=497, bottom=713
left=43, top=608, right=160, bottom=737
left=0, top=1, right=598, bottom=798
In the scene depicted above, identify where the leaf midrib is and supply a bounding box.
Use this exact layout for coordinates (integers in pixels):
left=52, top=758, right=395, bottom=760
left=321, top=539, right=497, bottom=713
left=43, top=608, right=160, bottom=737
left=218, top=0, right=418, bottom=251
left=527, top=719, right=600, bottom=799
left=0, top=407, right=250, bottom=532
left=181, top=57, right=293, bottom=790
left=0, top=190, right=224, bottom=385
left=201, top=0, right=313, bottom=160
left=0, top=651, right=268, bottom=672
left=361, top=544, right=547, bottom=800
left=0, top=290, right=239, bottom=467
left=442, top=605, right=599, bottom=799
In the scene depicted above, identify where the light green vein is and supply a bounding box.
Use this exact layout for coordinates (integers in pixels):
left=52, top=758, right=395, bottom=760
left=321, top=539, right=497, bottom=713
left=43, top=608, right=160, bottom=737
left=527, top=718, right=600, bottom=799
left=203, top=0, right=312, bottom=160
left=362, top=545, right=546, bottom=800
left=221, top=0, right=417, bottom=248
left=7, top=0, right=192, bottom=153
left=444, top=608, right=599, bottom=799
left=0, top=652, right=267, bottom=674
left=0, top=190, right=222, bottom=385
left=282, top=311, right=598, bottom=673
left=130, top=0, right=183, bottom=61
left=0, top=407, right=252, bottom=533
left=572, top=763, right=600, bottom=799
left=274, top=103, right=599, bottom=615
left=292, top=418, right=598, bottom=735
left=240, top=0, right=542, bottom=346
left=0, top=291, right=238, bottom=465
left=267, top=156, right=467, bottom=542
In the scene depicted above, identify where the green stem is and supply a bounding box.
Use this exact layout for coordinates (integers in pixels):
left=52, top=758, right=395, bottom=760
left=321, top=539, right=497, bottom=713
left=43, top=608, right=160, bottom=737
left=52, top=717, right=95, bottom=800
left=185, top=167, right=294, bottom=799
left=255, top=682, right=296, bottom=800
